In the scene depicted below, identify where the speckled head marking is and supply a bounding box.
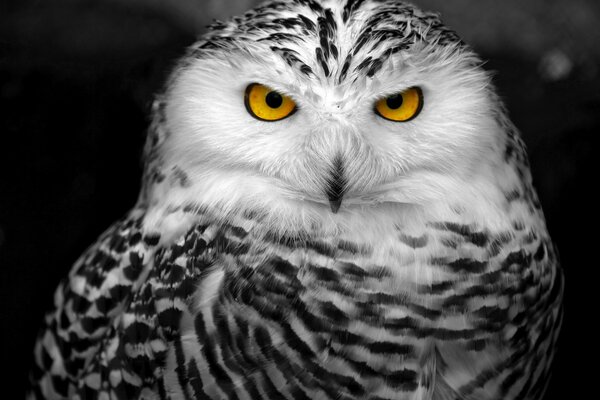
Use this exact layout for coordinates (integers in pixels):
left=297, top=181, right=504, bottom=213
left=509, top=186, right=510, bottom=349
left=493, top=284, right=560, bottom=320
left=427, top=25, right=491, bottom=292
left=193, top=0, right=463, bottom=83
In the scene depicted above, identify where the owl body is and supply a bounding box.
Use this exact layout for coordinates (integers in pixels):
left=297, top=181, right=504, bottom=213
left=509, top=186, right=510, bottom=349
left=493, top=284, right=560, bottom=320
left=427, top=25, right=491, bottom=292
left=29, top=1, right=563, bottom=399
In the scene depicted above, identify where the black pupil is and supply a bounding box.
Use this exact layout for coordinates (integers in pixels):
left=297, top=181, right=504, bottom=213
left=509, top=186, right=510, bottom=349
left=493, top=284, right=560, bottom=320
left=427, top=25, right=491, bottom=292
left=266, top=91, right=283, bottom=108
left=386, top=94, right=404, bottom=109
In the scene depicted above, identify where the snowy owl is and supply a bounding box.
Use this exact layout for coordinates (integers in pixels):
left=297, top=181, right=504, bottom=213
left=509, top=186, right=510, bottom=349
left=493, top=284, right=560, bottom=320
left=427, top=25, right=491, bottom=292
left=29, top=0, right=563, bottom=399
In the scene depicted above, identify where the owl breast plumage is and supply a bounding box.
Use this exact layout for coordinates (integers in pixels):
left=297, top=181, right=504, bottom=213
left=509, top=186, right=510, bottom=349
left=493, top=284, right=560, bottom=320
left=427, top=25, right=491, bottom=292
left=29, top=1, right=563, bottom=400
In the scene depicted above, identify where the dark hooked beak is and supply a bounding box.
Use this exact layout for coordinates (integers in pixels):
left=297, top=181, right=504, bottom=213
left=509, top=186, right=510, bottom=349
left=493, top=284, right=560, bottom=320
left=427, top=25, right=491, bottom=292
left=328, top=197, right=343, bottom=213
left=325, top=155, right=347, bottom=214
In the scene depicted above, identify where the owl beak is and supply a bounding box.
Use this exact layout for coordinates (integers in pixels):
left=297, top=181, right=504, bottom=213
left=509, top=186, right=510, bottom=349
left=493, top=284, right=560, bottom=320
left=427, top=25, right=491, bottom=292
left=329, top=197, right=343, bottom=213
left=325, top=155, right=346, bottom=214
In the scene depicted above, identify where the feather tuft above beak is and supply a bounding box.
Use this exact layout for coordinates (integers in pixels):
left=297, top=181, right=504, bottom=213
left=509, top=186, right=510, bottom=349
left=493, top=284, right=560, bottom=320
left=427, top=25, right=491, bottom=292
left=325, top=154, right=347, bottom=214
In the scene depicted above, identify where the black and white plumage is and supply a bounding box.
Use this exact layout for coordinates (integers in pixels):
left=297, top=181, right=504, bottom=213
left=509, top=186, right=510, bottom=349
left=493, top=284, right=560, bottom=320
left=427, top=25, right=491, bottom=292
left=29, top=1, right=563, bottom=399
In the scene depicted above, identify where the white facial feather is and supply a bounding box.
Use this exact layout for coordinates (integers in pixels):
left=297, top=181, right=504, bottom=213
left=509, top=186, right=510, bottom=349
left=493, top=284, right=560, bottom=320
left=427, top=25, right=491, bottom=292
left=142, top=0, right=526, bottom=238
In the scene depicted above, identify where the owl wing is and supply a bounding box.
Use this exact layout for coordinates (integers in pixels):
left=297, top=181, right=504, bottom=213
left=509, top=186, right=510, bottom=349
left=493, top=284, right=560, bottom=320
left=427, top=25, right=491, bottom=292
left=432, top=234, right=564, bottom=400
left=28, top=208, right=163, bottom=399
left=72, top=222, right=223, bottom=399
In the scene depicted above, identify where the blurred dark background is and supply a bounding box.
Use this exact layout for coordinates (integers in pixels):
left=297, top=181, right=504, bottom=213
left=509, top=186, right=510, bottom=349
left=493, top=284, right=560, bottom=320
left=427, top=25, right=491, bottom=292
left=0, top=0, right=597, bottom=397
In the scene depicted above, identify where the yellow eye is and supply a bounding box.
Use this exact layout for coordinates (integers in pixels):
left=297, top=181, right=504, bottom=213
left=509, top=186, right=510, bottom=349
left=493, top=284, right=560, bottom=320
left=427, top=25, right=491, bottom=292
left=375, top=87, right=423, bottom=122
left=244, top=83, right=297, bottom=121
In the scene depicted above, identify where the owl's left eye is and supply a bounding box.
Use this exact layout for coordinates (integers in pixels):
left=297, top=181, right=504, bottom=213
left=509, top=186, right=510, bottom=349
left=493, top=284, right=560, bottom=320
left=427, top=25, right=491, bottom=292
left=375, top=87, right=423, bottom=122
left=245, top=83, right=297, bottom=121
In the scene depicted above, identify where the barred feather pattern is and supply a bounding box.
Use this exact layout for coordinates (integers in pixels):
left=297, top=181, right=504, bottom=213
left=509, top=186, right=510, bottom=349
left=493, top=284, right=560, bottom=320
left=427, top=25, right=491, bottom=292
left=162, top=212, right=562, bottom=400
left=29, top=203, right=563, bottom=400
left=28, top=209, right=160, bottom=399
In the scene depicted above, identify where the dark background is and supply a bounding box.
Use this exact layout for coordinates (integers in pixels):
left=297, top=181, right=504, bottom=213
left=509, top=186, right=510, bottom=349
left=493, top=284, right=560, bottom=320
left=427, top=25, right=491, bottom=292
left=1, top=0, right=597, bottom=397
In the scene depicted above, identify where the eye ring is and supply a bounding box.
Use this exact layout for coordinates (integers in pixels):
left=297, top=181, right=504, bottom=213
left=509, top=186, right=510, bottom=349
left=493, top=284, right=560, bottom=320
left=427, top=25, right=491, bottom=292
left=374, top=86, right=423, bottom=122
left=244, top=83, right=297, bottom=122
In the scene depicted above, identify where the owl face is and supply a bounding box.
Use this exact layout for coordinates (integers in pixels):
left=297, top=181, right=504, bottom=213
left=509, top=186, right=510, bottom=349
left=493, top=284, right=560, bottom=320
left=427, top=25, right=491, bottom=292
left=157, top=0, right=509, bottom=218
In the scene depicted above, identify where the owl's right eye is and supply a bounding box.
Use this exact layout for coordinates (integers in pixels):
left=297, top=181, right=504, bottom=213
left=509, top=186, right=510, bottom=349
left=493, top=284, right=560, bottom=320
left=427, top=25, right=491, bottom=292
left=244, top=83, right=297, bottom=121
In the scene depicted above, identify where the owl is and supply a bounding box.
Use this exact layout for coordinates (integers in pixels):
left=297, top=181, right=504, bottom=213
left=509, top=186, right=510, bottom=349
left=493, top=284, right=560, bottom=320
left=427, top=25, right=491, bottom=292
left=28, top=1, right=563, bottom=399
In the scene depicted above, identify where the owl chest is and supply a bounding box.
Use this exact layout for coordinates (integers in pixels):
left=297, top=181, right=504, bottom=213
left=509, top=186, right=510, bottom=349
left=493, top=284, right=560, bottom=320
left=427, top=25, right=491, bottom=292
left=180, top=213, right=546, bottom=399
left=222, top=222, right=439, bottom=321
left=192, top=231, right=430, bottom=397
left=212, top=216, right=504, bottom=342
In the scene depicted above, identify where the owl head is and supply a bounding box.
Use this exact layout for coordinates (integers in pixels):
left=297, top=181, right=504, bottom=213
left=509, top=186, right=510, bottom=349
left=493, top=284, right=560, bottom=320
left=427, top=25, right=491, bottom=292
left=142, top=0, right=527, bottom=233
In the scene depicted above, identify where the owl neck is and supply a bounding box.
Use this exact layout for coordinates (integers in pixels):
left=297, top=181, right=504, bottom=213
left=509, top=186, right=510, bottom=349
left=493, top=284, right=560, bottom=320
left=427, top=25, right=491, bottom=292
left=138, top=157, right=540, bottom=247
